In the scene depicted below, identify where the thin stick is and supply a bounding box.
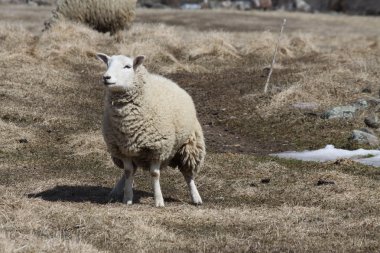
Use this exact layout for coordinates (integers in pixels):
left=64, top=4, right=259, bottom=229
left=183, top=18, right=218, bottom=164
left=264, top=18, right=286, bottom=94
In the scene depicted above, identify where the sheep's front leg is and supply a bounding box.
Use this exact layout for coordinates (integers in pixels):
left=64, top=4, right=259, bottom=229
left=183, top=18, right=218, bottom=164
left=123, top=159, right=135, bottom=205
left=150, top=162, right=164, bottom=207
left=182, top=172, right=203, bottom=205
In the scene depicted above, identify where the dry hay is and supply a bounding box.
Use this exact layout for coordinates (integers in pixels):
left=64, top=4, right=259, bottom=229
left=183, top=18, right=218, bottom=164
left=65, top=131, right=107, bottom=157
left=0, top=232, right=103, bottom=253
left=121, top=23, right=319, bottom=74
left=1, top=10, right=380, bottom=252
left=1, top=17, right=379, bottom=157
left=32, top=19, right=321, bottom=74
left=246, top=33, right=380, bottom=116
left=0, top=120, right=35, bottom=152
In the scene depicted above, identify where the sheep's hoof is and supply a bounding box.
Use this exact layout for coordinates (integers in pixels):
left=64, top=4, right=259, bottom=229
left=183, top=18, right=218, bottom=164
left=192, top=200, right=203, bottom=206
left=122, top=199, right=133, bottom=205
left=192, top=197, right=203, bottom=206
left=155, top=201, right=165, bottom=207
left=122, top=197, right=133, bottom=205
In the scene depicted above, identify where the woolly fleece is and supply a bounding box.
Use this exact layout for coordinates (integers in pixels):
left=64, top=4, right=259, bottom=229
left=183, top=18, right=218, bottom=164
left=48, top=0, right=136, bottom=34
left=102, top=66, right=206, bottom=174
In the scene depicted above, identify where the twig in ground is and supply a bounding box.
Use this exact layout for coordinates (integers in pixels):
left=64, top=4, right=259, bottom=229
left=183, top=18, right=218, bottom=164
left=264, top=18, right=287, bottom=94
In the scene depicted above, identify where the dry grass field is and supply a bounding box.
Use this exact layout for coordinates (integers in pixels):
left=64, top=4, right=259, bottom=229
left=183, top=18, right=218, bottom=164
left=1, top=4, right=380, bottom=252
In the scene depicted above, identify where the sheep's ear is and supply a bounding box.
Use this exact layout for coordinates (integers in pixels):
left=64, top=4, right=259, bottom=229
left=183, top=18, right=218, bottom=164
left=96, top=53, right=110, bottom=65
left=133, top=55, right=145, bottom=70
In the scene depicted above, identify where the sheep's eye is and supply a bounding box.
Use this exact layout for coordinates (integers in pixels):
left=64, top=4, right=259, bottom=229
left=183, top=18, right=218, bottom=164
left=124, top=65, right=131, bottom=69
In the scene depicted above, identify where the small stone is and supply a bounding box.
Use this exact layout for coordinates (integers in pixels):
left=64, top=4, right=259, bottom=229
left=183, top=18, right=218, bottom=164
left=349, top=130, right=379, bottom=146
left=261, top=178, right=271, bottom=184
left=322, top=105, right=357, bottom=119
left=249, top=183, right=258, bottom=187
left=333, top=159, right=356, bottom=166
left=362, top=87, right=372, bottom=93
left=261, top=67, right=270, bottom=77
left=322, top=100, right=368, bottom=120
left=18, top=138, right=28, bottom=143
left=364, top=115, right=380, bottom=129
left=316, top=179, right=335, bottom=186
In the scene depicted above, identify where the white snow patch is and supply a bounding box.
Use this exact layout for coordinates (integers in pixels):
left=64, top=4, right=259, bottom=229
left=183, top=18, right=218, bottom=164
left=272, top=145, right=380, bottom=167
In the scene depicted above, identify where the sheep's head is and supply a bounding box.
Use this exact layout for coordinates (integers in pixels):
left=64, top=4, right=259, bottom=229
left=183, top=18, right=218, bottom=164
left=96, top=53, right=145, bottom=92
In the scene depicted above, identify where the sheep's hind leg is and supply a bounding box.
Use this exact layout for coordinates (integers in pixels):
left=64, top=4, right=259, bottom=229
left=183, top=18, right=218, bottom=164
left=122, top=159, right=135, bottom=205
left=109, top=172, right=126, bottom=202
left=150, top=162, right=164, bottom=207
left=182, top=171, right=203, bottom=205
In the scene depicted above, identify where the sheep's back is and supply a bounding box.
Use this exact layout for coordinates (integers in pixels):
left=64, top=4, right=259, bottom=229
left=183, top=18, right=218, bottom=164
left=143, top=74, right=199, bottom=148
left=55, top=0, right=136, bottom=33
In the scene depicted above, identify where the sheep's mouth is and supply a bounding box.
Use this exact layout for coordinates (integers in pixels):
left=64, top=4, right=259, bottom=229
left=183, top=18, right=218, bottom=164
left=105, top=83, right=126, bottom=92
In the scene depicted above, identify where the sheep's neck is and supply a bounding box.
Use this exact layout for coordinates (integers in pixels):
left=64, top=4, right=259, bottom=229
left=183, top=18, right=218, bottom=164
left=108, top=90, right=140, bottom=106
left=108, top=67, right=147, bottom=106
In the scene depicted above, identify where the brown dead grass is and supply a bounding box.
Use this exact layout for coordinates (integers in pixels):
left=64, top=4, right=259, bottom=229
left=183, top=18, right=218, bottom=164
left=1, top=6, right=380, bottom=252
left=2, top=154, right=380, bottom=252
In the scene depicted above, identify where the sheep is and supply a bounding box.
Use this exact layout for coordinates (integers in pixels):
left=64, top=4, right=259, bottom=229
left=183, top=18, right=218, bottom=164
left=45, top=0, right=136, bottom=35
left=96, top=53, right=206, bottom=207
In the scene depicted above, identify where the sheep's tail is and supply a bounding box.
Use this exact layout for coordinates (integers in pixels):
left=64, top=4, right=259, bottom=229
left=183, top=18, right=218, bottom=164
left=173, top=122, right=206, bottom=174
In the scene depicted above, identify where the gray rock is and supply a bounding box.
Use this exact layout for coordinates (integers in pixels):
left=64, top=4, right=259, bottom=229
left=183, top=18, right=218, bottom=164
left=353, top=99, right=368, bottom=109
left=350, top=130, right=379, bottom=146
left=322, top=105, right=357, bottom=119
left=322, top=99, right=368, bottom=119
left=360, top=128, right=375, bottom=135
left=364, top=115, right=380, bottom=129
left=367, top=98, right=380, bottom=107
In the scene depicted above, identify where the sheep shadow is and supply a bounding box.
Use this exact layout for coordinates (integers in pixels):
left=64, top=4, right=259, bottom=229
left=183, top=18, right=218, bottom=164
left=27, top=185, right=179, bottom=204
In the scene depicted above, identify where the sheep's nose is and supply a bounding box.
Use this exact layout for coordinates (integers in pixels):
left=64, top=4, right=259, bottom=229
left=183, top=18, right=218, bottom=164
left=103, top=74, right=115, bottom=85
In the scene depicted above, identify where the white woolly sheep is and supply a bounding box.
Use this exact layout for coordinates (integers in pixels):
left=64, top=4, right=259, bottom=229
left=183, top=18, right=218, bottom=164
left=45, top=0, right=136, bottom=34
left=96, top=53, right=206, bottom=207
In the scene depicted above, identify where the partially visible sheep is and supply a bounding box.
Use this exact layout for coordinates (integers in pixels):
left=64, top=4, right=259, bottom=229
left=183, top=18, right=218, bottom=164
left=97, top=53, right=206, bottom=207
left=45, top=0, right=136, bottom=35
